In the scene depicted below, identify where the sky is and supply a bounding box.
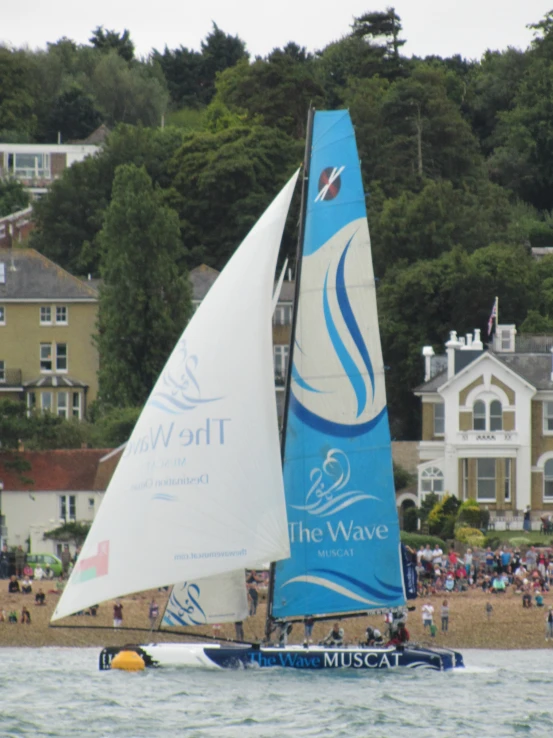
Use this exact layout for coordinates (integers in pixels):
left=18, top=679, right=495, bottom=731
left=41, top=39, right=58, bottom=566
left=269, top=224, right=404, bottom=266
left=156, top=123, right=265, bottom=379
left=2, top=0, right=553, bottom=60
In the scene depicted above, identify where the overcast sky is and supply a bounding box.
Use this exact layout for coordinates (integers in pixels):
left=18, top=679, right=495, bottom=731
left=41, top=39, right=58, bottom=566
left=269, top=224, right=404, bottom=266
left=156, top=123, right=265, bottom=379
left=3, top=1, right=553, bottom=60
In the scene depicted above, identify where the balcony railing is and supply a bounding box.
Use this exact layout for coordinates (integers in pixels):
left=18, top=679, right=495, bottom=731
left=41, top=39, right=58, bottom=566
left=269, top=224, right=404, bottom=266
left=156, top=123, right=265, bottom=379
left=457, top=430, right=518, bottom=444
left=0, top=369, right=22, bottom=386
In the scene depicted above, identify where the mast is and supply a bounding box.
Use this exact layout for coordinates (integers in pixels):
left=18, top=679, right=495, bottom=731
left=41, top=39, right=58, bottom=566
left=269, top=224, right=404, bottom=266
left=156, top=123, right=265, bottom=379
left=264, top=108, right=315, bottom=641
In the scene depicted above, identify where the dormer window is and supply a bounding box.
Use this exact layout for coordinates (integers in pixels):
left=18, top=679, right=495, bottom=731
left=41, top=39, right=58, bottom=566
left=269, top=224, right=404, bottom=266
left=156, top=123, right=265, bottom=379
left=493, top=324, right=516, bottom=352
left=473, top=400, right=486, bottom=430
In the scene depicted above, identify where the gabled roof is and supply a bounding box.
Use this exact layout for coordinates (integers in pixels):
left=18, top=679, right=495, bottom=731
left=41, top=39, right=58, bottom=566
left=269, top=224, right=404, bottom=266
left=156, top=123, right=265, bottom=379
left=189, top=263, right=296, bottom=303
left=415, top=350, right=540, bottom=395
left=0, top=249, right=98, bottom=301
left=495, top=353, right=553, bottom=391
left=190, top=264, right=219, bottom=301
left=0, top=449, right=113, bottom=491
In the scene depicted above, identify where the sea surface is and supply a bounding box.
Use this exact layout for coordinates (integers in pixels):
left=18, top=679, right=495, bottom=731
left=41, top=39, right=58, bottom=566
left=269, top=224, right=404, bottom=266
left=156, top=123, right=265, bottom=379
left=0, top=648, right=552, bottom=737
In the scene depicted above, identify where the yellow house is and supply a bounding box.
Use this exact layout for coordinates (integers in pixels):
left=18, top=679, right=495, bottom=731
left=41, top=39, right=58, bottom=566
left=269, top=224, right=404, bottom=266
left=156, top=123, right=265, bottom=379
left=0, top=249, right=98, bottom=418
left=415, top=325, right=553, bottom=529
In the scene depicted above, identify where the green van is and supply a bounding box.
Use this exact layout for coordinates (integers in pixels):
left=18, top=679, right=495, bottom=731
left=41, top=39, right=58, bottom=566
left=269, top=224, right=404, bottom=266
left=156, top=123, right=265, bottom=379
left=26, top=553, right=63, bottom=577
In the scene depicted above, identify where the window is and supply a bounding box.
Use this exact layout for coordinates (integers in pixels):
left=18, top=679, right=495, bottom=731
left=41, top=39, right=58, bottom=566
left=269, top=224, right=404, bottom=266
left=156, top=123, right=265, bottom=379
left=0, top=360, right=4, bottom=383
left=421, top=466, right=444, bottom=495
left=72, top=392, right=81, bottom=419
left=504, top=459, right=511, bottom=502
left=56, top=343, right=67, bottom=371
left=274, top=345, right=289, bottom=382
left=473, top=400, right=486, bottom=431
left=434, top=403, right=445, bottom=435
left=56, top=306, right=67, bottom=324
left=273, top=305, right=292, bottom=325
left=545, top=460, right=553, bottom=500
left=490, top=400, right=503, bottom=431
left=40, top=306, right=52, bottom=324
left=11, top=152, right=50, bottom=179
left=41, top=392, right=52, bottom=412
left=27, top=392, right=36, bottom=411
left=40, top=343, right=52, bottom=371
left=57, top=392, right=68, bottom=418
left=462, top=459, right=469, bottom=500
left=88, top=497, right=95, bottom=509
left=544, top=402, right=553, bottom=433
left=477, top=458, right=496, bottom=501
left=0, top=306, right=4, bottom=324
left=59, top=495, right=76, bottom=522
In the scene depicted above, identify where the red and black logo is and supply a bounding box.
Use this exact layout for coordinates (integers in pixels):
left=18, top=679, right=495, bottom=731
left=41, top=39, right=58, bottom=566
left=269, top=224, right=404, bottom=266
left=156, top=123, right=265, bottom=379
left=317, top=167, right=343, bottom=201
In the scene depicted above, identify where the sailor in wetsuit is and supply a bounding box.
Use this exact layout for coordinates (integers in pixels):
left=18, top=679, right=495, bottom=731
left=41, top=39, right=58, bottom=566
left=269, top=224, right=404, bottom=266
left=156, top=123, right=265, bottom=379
left=321, top=622, right=345, bottom=647
left=364, top=626, right=383, bottom=646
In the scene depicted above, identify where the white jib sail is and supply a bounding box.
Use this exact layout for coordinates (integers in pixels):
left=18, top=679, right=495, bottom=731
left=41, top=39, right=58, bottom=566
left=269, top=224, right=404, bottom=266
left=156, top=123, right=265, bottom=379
left=52, top=171, right=298, bottom=621
left=162, top=570, right=249, bottom=627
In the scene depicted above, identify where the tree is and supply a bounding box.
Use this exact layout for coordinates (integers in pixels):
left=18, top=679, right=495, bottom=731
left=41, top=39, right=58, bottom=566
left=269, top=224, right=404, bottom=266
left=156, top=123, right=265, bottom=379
left=168, top=124, right=302, bottom=268
left=0, top=46, right=36, bottom=136
left=0, top=179, right=30, bottom=217
left=30, top=124, right=185, bottom=275
left=351, top=7, right=406, bottom=79
left=96, top=164, right=192, bottom=407
left=152, top=46, right=204, bottom=108
left=43, top=84, right=103, bottom=142
left=90, top=52, right=169, bottom=127
left=89, top=26, right=135, bottom=61
left=214, top=55, right=325, bottom=138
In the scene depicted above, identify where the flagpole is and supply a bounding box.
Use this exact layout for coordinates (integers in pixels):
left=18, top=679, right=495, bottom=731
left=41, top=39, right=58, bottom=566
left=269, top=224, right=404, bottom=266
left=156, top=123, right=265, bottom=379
left=496, top=296, right=499, bottom=327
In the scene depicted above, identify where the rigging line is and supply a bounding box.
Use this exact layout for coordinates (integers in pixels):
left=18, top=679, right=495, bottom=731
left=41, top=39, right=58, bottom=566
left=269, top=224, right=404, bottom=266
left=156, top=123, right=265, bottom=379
left=49, top=623, right=248, bottom=644
left=265, top=105, right=315, bottom=642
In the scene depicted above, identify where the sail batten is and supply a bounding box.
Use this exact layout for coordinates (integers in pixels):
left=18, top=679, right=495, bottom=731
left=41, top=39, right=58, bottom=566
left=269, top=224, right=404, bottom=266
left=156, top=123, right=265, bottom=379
left=272, top=111, right=405, bottom=620
left=52, top=172, right=299, bottom=622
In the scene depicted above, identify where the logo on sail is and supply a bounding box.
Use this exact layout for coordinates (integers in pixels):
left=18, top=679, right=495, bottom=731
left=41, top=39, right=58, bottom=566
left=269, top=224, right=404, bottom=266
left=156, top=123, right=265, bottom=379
left=315, top=166, right=345, bottom=202
left=149, top=339, right=222, bottom=414
left=162, top=582, right=207, bottom=627
left=290, top=449, right=378, bottom=518
left=72, top=540, right=109, bottom=584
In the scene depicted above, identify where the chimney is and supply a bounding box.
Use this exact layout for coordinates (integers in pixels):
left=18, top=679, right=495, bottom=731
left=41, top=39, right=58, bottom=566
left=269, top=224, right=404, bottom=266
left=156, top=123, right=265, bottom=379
left=461, top=333, right=474, bottom=350
left=422, top=346, right=435, bottom=381
left=473, top=329, right=483, bottom=350
left=445, top=330, right=462, bottom=379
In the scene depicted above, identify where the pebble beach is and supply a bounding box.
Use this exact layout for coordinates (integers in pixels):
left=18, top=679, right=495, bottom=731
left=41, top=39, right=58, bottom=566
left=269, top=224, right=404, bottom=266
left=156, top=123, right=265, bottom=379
left=0, top=585, right=551, bottom=651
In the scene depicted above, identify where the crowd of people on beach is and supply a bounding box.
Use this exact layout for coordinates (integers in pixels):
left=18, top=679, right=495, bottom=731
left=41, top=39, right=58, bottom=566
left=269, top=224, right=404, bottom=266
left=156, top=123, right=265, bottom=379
left=0, top=543, right=79, bottom=626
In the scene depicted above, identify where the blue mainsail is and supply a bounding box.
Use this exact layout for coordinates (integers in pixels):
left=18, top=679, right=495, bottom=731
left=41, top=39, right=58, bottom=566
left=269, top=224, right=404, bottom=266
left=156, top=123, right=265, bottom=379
left=272, top=110, right=405, bottom=619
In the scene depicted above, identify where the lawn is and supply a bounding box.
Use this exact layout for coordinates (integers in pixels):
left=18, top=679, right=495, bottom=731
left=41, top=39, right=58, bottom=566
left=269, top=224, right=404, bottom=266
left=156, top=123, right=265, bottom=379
left=485, top=529, right=553, bottom=546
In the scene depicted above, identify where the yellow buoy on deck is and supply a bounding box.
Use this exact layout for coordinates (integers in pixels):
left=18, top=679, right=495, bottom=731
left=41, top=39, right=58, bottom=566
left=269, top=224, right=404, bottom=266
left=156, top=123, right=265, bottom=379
left=111, top=650, right=145, bottom=671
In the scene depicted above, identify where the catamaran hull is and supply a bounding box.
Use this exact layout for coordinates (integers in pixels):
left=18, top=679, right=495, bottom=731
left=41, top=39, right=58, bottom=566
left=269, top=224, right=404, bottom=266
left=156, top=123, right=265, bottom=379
left=99, top=643, right=464, bottom=671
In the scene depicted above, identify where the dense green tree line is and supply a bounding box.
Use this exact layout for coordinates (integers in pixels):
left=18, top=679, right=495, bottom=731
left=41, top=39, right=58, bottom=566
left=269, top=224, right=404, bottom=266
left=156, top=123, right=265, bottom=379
left=6, top=8, right=553, bottom=435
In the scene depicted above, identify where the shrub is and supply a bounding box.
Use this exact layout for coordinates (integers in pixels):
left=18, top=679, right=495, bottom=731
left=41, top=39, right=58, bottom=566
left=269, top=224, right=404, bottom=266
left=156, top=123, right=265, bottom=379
left=455, top=526, right=485, bottom=547
left=457, top=499, right=482, bottom=529
left=403, top=506, right=418, bottom=533
left=400, top=532, right=446, bottom=550
left=508, top=536, right=531, bottom=547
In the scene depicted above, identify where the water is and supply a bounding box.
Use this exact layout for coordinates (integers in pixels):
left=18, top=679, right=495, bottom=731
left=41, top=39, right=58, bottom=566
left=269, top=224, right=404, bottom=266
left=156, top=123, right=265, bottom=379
left=0, top=648, right=552, bottom=737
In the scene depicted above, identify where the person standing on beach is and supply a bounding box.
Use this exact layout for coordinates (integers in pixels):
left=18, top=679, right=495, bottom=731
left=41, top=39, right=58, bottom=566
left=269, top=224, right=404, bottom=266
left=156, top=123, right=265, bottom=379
left=441, top=600, right=449, bottom=632
left=546, top=606, right=553, bottom=641
left=422, top=601, right=434, bottom=630
left=113, top=601, right=123, bottom=628
left=148, top=599, right=159, bottom=629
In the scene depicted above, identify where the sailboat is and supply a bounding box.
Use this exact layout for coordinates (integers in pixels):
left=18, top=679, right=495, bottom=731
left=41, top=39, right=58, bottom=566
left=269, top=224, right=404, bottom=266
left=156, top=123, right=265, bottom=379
left=52, top=110, right=463, bottom=672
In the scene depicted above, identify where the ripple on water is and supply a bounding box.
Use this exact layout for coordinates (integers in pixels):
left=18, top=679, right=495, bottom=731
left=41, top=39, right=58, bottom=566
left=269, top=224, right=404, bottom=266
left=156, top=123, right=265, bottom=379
left=2, top=648, right=553, bottom=738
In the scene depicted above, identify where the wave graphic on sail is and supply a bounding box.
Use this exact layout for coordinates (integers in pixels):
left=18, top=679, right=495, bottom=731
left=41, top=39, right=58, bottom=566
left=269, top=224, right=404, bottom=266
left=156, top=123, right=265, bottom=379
left=149, top=339, right=222, bottom=414
left=290, top=449, right=378, bottom=517
left=163, top=582, right=208, bottom=627
left=280, top=567, right=402, bottom=606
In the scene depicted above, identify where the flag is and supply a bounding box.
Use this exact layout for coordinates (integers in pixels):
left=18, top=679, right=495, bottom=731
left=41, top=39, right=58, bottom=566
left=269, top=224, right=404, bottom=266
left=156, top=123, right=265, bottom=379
left=487, top=297, right=498, bottom=336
